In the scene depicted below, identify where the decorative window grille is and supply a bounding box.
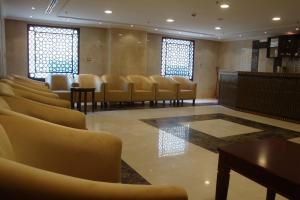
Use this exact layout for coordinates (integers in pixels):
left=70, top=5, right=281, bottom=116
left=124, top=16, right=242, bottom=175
left=28, top=25, right=79, bottom=79
left=161, top=38, right=194, bottom=80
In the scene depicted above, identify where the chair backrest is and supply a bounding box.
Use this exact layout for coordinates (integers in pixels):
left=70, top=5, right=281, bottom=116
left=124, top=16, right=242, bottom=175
left=76, top=74, right=100, bottom=89
left=102, top=75, right=125, bottom=90
left=46, top=75, right=70, bottom=90
left=127, top=75, right=149, bottom=90
left=150, top=75, right=172, bottom=90
left=0, top=123, right=15, bottom=160
left=172, top=76, right=192, bottom=90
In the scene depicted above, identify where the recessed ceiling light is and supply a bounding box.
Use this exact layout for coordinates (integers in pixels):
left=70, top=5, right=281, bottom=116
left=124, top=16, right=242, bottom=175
left=98, top=22, right=102, bottom=25
left=204, top=180, right=211, bottom=185
left=296, top=27, right=299, bottom=31
left=166, top=18, right=175, bottom=23
left=239, top=34, right=242, bottom=37
left=104, top=10, right=112, bottom=14
left=220, top=3, right=230, bottom=9
left=264, top=31, right=267, bottom=34
left=31, top=6, right=36, bottom=10
left=130, top=25, right=134, bottom=27
left=215, top=26, right=222, bottom=30
left=154, top=28, right=158, bottom=31
left=179, top=32, right=182, bottom=34
left=29, top=15, right=33, bottom=18
left=272, top=17, right=281, bottom=21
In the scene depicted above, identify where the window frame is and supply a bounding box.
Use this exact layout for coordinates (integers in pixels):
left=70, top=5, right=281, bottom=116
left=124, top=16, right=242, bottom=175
left=160, top=37, right=195, bottom=81
left=27, top=24, right=80, bottom=81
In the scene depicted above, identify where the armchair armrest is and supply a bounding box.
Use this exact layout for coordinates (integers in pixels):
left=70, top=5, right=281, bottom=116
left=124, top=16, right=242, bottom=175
left=0, top=110, right=122, bottom=183
left=4, top=96, right=86, bottom=129
left=0, top=158, right=187, bottom=200
left=120, top=77, right=133, bottom=92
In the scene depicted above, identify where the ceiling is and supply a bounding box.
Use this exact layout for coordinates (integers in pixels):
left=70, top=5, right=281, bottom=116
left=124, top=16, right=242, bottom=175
left=4, top=0, right=300, bottom=41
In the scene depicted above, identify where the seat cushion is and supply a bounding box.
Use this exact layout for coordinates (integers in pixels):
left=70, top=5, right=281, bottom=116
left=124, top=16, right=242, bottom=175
left=0, top=97, right=11, bottom=110
left=0, top=124, right=15, bottom=160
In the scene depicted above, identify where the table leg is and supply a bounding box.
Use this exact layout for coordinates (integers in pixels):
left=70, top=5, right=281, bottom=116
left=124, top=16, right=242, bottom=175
left=70, top=90, right=74, bottom=109
left=266, top=189, right=276, bottom=200
left=92, top=91, right=95, bottom=112
left=84, top=91, right=87, bottom=114
left=215, top=160, right=230, bottom=200
left=78, top=91, right=82, bottom=111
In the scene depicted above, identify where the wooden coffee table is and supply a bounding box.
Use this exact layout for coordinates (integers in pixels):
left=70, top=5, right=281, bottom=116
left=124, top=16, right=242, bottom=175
left=70, top=87, right=95, bottom=114
left=216, top=138, right=300, bottom=200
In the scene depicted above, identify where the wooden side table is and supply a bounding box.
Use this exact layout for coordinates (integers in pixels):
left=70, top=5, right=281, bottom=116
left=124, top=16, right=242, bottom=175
left=70, top=87, right=95, bottom=114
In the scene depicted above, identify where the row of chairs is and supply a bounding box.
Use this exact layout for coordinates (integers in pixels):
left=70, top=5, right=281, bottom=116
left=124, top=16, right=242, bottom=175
left=0, top=74, right=188, bottom=199
left=46, top=74, right=197, bottom=107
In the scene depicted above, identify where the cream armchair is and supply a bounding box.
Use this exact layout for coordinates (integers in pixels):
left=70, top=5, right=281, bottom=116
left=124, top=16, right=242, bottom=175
left=45, top=74, right=77, bottom=100
left=127, top=75, right=155, bottom=104
left=0, top=83, right=85, bottom=129
left=74, top=74, right=104, bottom=108
left=102, top=74, right=132, bottom=105
left=150, top=75, right=179, bottom=105
left=1, top=79, right=59, bottom=99
left=171, top=76, right=197, bottom=105
left=1, top=83, right=70, bottom=108
left=9, top=74, right=50, bottom=92
left=0, top=109, right=188, bottom=200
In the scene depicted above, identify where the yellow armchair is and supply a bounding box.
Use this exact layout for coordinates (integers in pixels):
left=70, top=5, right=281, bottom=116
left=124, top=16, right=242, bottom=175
left=0, top=109, right=187, bottom=200
left=102, top=74, right=132, bottom=104
left=127, top=75, right=156, bottom=103
left=74, top=74, right=104, bottom=107
left=0, top=83, right=70, bottom=108
left=149, top=75, right=179, bottom=105
left=1, top=79, right=59, bottom=99
left=9, top=74, right=50, bottom=92
left=45, top=74, right=77, bottom=100
left=171, top=76, right=197, bottom=105
left=0, top=82, right=84, bottom=129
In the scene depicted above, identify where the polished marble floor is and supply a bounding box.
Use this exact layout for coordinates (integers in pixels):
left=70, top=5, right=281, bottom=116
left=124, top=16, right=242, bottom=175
left=86, top=104, right=300, bottom=200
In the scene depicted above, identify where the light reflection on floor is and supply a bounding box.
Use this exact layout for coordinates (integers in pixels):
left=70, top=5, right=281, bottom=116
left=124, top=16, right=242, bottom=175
left=158, top=125, right=189, bottom=157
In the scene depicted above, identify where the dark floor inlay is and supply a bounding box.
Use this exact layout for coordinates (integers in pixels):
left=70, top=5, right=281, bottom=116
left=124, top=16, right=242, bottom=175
left=141, top=113, right=300, bottom=153
left=121, top=160, right=150, bottom=185
left=86, top=101, right=217, bottom=112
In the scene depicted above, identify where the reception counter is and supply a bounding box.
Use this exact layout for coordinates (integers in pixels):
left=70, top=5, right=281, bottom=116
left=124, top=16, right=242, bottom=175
left=219, top=71, right=300, bottom=121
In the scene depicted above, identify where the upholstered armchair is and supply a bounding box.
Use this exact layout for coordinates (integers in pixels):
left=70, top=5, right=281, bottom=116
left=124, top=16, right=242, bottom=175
left=45, top=74, right=78, bottom=100
left=9, top=74, right=50, bottom=91
left=0, top=83, right=85, bottom=129
left=74, top=74, right=104, bottom=107
left=149, top=75, right=179, bottom=105
left=171, top=76, right=197, bottom=105
left=127, top=75, right=155, bottom=104
left=1, top=83, right=70, bottom=108
left=1, top=79, right=59, bottom=99
left=101, top=74, right=132, bottom=104
left=0, top=109, right=188, bottom=200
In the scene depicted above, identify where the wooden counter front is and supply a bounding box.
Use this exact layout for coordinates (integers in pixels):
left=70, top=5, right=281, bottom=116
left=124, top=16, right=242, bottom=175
left=219, top=71, right=300, bottom=121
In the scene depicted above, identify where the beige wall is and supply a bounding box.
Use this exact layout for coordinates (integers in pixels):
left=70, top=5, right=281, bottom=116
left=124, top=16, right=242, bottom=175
left=0, top=0, right=6, bottom=77
left=258, top=48, right=273, bottom=72
left=218, top=40, right=253, bottom=71
left=109, top=28, right=147, bottom=75
left=5, top=20, right=27, bottom=76
left=79, top=27, right=108, bottom=75
left=5, top=19, right=220, bottom=98
left=5, top=19, right=109, bottom=77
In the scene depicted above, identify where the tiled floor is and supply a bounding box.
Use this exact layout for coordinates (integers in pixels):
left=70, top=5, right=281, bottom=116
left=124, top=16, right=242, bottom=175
left=86, top=103, right=300, bottom=200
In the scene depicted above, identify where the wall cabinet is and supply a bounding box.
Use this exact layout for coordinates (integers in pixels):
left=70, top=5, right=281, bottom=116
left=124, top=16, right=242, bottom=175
left=267, top=34, right=300, bottom=58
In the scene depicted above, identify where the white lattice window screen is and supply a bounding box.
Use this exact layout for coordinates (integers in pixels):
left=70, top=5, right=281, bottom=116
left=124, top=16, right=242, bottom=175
left=28, top=25, right=79, bottom=79
left=161, top=38, right=194, bottom=80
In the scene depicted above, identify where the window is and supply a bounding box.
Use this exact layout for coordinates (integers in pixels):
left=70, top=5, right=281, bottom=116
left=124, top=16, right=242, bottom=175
left=28, top=25, right=79, bottom=79
left=161, top=38, right=194, bottom=80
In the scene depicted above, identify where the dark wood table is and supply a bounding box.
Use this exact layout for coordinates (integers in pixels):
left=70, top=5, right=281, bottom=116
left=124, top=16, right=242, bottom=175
left=70, top=87, right=95, bottom=114
left=216, top=139, right=300, bottom=200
